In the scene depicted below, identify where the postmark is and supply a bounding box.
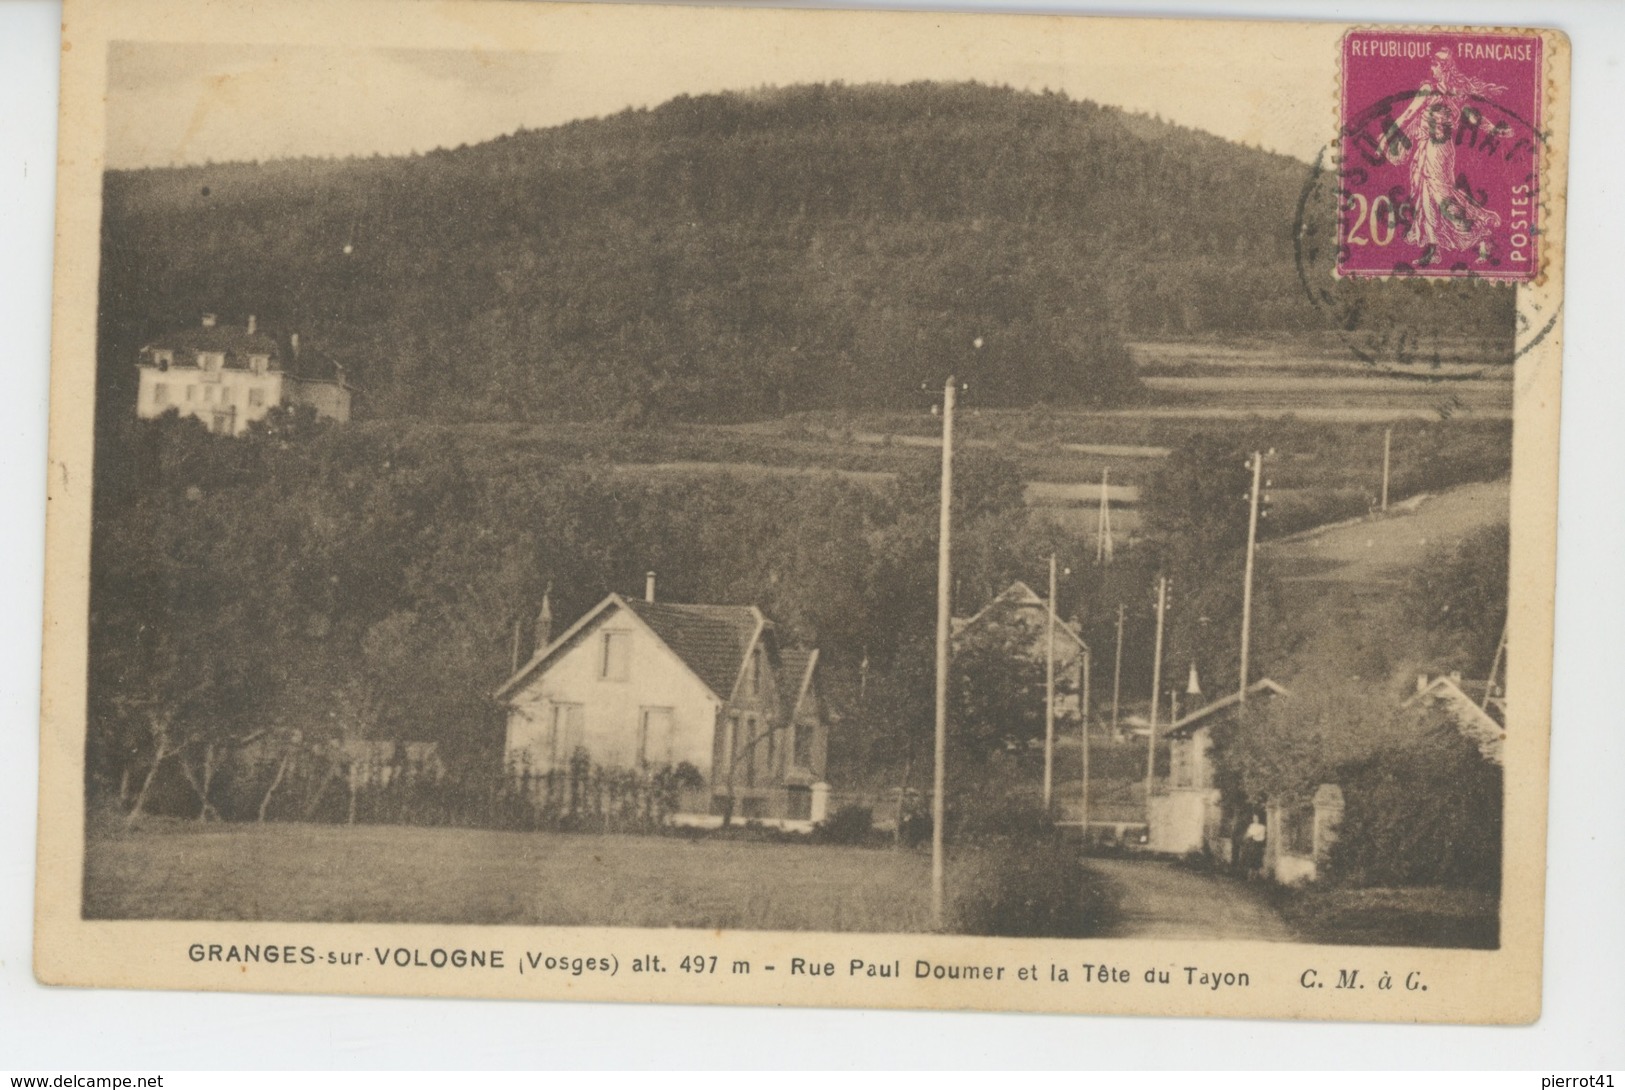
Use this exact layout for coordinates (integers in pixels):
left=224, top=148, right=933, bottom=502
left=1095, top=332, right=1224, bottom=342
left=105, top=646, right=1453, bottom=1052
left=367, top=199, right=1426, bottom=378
left=1338, top=30, right=1544, bottom=281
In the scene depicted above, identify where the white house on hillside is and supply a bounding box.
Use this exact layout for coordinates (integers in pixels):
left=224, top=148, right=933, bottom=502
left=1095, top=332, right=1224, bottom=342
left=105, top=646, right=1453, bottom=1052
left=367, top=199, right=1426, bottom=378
left=135, top=313, right=352, bottom=436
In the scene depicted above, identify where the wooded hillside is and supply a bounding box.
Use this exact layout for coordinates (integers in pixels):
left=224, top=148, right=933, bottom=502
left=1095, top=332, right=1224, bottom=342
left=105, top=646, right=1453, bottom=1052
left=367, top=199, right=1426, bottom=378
left=99, top=81, right=1508, bottom=424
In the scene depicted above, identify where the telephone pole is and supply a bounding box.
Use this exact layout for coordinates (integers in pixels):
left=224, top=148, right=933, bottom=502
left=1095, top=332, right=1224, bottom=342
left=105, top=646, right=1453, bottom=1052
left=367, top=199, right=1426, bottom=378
left=931, top=375, right=956, bottom=926
left=1096, top=468, right=1114, bottom=564
left=1239, top=451, right=1263, bottom=703
left=1080, top=647, right=1092, bottom=839
left=1044, top=553, right=1057, bottom=811
left=1146, top=575, right=1168, bottom=809
left=1111, top=603, right=1125, bottom=738
left=1381, top=427, right=1393, bottom=513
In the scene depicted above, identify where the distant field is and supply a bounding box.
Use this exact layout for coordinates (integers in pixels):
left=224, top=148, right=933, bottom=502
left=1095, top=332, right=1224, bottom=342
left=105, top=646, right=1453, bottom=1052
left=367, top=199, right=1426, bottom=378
left=395, top=340, right=1511, bottom=550
left=86, top=823, right=946, bottom=931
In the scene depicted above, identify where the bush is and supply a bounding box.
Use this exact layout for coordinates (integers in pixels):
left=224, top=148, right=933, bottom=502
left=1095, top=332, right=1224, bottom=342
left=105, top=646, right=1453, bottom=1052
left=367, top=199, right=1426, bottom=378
left=951, top=797, right=1057, bottom=843
left=1325, top=725, right=1503, bottom=890
left=951, top=839, right=1115, bottom=938
left=813, top=804, right=875, bottom=845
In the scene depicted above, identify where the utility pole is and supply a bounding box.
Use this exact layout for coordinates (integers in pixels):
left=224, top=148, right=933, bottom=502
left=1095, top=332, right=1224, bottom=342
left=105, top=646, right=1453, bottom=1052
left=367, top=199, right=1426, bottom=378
left=1239, top=451, right=1263, bottom=703
left=1381, top=427, right=1392, bottom=513
left=1146, top=575, right=1167, bottom=810
left=1111, top=603, right=1125, bottom=738
left=1096, top=468, right=1114, bottom=564
left=1080, top=647, right=1092, bottom=840
left=1044, top=553, right=1057, bottom=811
left=1483, top=619, right=1509, bottom=712
left=931, top=375, right=955, bottom=927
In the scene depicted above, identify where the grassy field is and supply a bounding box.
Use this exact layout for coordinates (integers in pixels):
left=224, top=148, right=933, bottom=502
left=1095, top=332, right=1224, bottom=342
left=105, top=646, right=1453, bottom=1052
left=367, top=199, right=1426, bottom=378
left=1273, top=885, right=1499, bottom=949
left=85, top=821, right=1110, bottom=934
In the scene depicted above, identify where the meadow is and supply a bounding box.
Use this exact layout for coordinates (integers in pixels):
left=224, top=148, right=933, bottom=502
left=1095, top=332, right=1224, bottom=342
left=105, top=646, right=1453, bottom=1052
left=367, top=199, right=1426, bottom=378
left=83, top=821, right=1111, bottom=936
left=422, top=339, right=1512, bottom=544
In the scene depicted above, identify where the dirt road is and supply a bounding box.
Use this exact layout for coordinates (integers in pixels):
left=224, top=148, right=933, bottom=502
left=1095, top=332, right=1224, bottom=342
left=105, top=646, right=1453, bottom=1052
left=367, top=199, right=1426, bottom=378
left=1265, top=478, right=1510, bottom=587
left=1085, top=857, right=1296, bottom=942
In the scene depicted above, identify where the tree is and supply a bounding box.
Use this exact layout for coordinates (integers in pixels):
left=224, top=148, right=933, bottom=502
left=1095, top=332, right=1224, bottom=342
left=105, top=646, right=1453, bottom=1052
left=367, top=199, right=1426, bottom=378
left=952, top=614, right=1074, bottom=763
left=1141, top=435, right=1256, bottom=565
left=1406, top=520, right=1509, bottom=673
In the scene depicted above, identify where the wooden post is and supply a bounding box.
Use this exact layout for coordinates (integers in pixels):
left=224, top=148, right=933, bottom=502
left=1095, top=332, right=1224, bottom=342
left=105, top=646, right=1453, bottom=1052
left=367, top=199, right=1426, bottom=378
left=1080, top=647, right=1092, bottom=841
left=1239, top=451, right=1263, bottom=703
left=1111, top=603, right=1125, bottom=738
left=1043, top=553, right=1057, bottom=811
left=931, top=375, right=955, bottom=927
left=1381, top=427, right=1392, bottom=513
left=1146, top=575, right=1167, bottom=810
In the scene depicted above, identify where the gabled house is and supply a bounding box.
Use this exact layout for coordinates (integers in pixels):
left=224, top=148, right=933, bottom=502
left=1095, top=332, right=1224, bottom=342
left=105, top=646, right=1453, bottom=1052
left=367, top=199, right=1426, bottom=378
left=1150, top=678, right=1289, bottom=855
left=135, top=313, right=353, bottom=436
left=494, top=578, right=829, bottom=826
left=953, top=580, right=1089, bottom=718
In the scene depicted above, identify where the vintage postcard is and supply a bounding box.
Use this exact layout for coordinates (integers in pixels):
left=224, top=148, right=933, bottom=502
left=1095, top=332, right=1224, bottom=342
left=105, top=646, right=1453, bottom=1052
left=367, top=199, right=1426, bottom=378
left=37, top=0, right=1568, bottom=1023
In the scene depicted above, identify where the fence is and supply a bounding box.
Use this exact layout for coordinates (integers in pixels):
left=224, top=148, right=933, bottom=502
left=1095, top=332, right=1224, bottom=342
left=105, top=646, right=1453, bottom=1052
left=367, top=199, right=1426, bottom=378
left=116, top=744, right=706, bottom=835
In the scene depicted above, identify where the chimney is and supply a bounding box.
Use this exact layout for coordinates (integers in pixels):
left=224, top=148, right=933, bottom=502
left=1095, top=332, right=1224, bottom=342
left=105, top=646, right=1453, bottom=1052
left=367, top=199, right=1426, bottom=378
left=246, top=314, right=256, bottom=335
left=201, top=313, right=216, bottom=328
left=1448, top=670, right=1462, bottom=686
left=1417, top=674, right=1430, bottom=694
left=645, top=571, right=656, bottom=603
left=534, top=584, right=553, bottom=654
left=290, top=332, right=301, bottom=359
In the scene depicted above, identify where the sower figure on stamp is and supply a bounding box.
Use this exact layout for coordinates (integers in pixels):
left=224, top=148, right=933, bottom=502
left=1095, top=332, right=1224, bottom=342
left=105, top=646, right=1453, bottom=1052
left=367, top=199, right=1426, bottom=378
left=1382, top=50, right=1508, bottom=263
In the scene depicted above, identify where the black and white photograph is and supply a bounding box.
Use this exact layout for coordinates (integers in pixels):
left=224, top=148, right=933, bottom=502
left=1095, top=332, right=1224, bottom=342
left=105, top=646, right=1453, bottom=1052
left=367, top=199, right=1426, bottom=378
left=32, top=0, right=1567, bottom=1023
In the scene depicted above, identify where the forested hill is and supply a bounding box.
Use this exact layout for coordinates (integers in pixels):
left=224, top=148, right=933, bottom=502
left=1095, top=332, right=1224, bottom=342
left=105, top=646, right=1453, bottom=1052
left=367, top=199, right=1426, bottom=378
left=99, top=81, right=1506, bottom=424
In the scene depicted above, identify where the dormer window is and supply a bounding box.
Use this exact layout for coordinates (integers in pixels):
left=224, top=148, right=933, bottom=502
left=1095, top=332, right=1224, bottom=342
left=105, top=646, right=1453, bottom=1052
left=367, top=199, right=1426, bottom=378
left=198, top=351, right=224, bottom=372
left=248, top=354, right=269, bottom=375
left=152, top=349, right=173, bottom=371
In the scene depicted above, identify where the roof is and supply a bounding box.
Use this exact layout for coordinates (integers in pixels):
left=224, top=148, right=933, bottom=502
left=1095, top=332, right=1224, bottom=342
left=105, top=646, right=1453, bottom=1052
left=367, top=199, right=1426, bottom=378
left=1402, top=676, right=1506, bottom=765
left=1164, top=679, right=1290, bottom=738
left=954, top=581, right=1089, bottom=653
left=495, top=593, right=800, bottom=706
left=622, top=598, right=763, bottom=700
left=143, top=323, right=283, bottom=369
left=285, top=346, right=351, bottom=386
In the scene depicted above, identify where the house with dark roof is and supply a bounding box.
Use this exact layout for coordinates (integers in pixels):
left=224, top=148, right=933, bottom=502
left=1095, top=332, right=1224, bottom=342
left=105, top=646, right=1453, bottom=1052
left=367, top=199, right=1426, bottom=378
left=494, top=576, right=829, bottom=827
left=135, top=313, right=352, bottom=435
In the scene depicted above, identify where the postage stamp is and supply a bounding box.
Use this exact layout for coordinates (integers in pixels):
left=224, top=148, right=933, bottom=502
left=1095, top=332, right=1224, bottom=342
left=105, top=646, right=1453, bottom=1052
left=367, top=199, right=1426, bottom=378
left=1339, top=30, right=1544, bottom=281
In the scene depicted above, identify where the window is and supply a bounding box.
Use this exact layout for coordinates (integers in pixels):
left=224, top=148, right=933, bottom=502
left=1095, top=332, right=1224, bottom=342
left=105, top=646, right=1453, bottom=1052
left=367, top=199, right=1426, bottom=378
left=721, top=713, right=741, bottom=779
left=793, top=720, right=813, bottom=769
left=203, top=386, right=216, bottom=403
left=248, top=388, right=266, bottom=407
left=600, top=631, right=630, bottom=681
left=638, top=708, right=674, bottom=767
left=743, top=715, right=760, bottom=787
left=152, top=383, right=169, bottom=406
left=550, top=703, right=584, bottom=767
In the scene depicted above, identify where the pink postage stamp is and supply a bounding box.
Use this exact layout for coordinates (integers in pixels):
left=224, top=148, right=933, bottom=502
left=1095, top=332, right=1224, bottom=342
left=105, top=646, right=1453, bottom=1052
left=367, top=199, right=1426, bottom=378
left=1339, top=29, right=1543, bottom=280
